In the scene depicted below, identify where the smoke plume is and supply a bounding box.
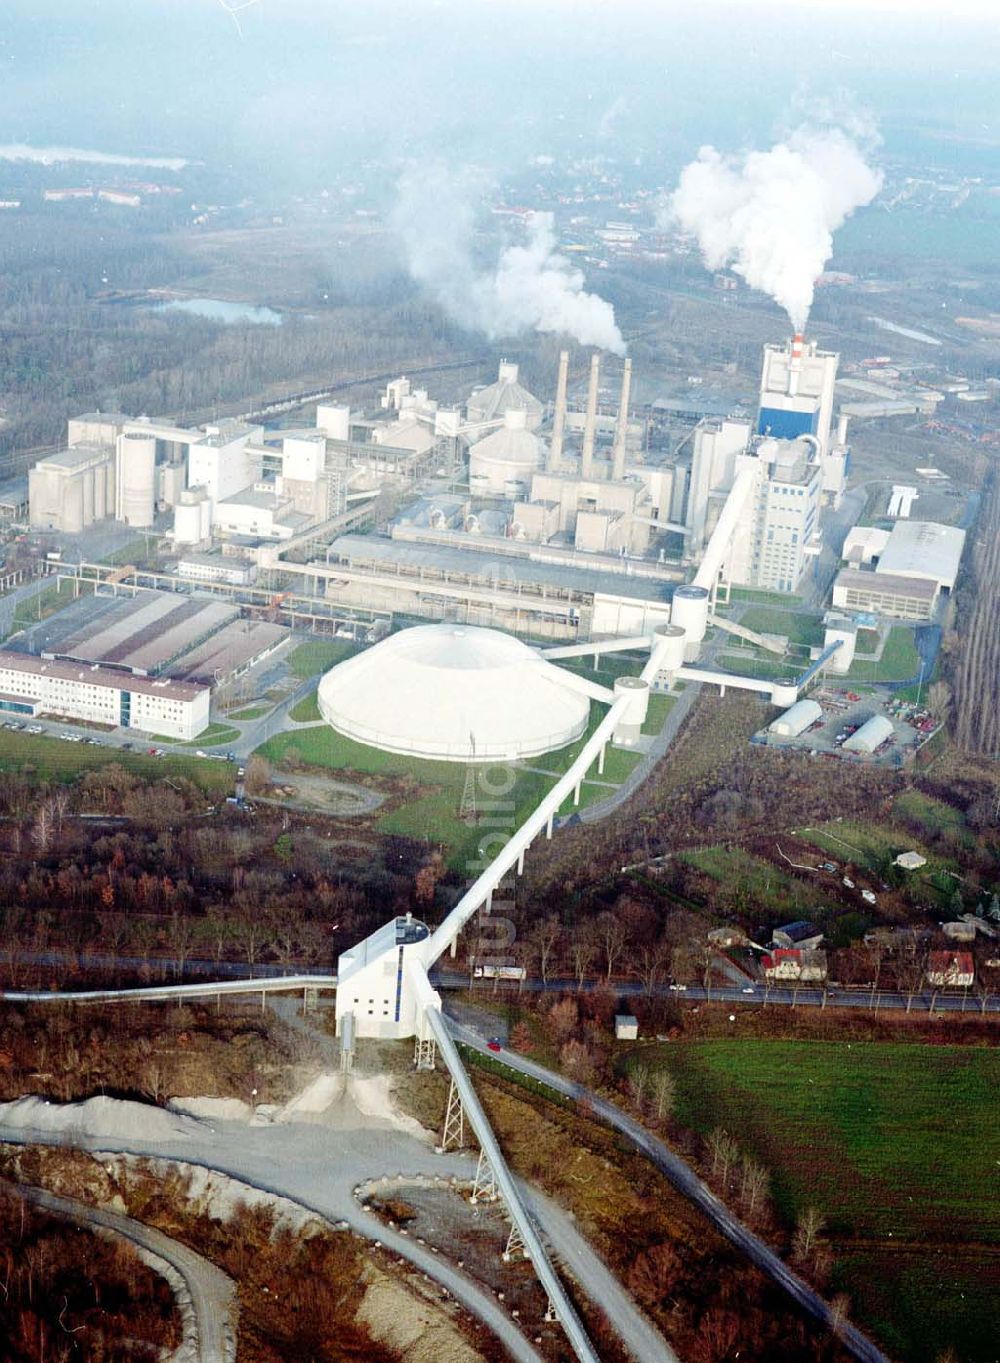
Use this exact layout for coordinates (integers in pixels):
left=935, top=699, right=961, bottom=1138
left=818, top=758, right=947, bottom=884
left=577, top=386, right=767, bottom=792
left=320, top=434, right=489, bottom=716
left=665, top=127, right=882, bottom=330
left=393, top=165, right=624, bottom=353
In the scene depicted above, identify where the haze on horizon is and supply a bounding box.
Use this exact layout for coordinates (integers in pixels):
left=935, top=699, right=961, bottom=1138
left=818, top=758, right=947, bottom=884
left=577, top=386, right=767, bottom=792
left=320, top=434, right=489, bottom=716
left=0, top=0, right=998, bottom=190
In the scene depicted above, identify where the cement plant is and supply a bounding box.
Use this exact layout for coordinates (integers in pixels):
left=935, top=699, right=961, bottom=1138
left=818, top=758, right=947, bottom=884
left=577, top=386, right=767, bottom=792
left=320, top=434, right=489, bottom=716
left=0, top=5, right=997, bottom=1363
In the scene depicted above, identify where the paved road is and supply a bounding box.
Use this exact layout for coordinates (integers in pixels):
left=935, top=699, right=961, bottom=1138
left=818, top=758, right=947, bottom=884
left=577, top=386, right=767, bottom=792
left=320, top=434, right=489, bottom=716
left=447, top=1018, right=892, bottom=1363
left=432, top=970, right=1000, bottom=1016
left=8, top=1179, right=237, bottom=1363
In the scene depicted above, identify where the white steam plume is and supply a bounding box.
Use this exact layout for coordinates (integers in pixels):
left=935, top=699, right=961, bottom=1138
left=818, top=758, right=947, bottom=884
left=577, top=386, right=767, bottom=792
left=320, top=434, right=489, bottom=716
left=665, top=127, right=882, bottom=330
left=393, top=166, right=624, bottom=354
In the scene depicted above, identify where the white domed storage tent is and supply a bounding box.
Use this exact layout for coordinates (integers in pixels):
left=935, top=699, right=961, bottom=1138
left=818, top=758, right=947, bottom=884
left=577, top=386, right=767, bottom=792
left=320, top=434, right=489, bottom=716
left=769, top=698, right=822, bottom=737
left=843, top=714, right=894, bottom=754
left=317, top=624, right=592, bottom=762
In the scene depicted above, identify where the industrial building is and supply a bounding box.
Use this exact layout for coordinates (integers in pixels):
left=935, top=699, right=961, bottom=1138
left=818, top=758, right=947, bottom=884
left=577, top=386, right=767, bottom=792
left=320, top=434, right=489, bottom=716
left=316, top=623, right=598, bottom=762
left=832, top=519, right=965, bottom=621
left=0, top=650, right=209, bottom=739
left=15, top=587, right=288, bottom=692
left=30, top=591, right=239, bottom=676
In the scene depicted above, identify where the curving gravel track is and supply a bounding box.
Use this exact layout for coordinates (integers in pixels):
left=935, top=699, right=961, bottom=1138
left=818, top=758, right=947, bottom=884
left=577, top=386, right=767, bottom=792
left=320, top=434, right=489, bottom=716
left=6, top=1180, right=237, bottom=1363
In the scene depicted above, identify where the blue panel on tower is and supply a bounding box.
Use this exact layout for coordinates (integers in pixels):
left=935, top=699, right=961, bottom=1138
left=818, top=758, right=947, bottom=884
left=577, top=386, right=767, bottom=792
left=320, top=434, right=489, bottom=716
left=757, top=407, right=819, bottom=440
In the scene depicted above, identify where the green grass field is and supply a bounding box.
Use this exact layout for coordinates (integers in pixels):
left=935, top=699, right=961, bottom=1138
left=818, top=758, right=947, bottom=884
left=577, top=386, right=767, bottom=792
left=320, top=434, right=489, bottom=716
left=227, top=704, right=271, bottom=720
left=680, top=845, right=827, bottom=920
left=286, top=638, right=360, bottom=679
left=892, top=790, right=973, bottom=845
left=740, top=606, right=825, bottom=648
left=10, top=578, right=96, bottom=633
left=0, top=729, right=233, bottom=797
left=655, top=1039, right=1000, bottom=1363
left=845, top=626, right=920, bottom=683
left=257, top=701, right=645, bottom=863
left=288, top=692, right=321, bottom=723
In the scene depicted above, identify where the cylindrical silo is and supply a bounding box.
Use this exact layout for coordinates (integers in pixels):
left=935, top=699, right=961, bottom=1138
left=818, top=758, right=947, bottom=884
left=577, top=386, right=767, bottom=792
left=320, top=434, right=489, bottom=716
left=671, top=584, right=710, bottom=658
left=116, top=431, right=157, bottom=527
left=770, top=683, right=800, bottom=709
left=650, top=623, right=686, bottom=678
left=81, top=467, right=95, bottom=526
left=612, top=676, right=649, bottom=746
left=174, top=498, right=204, bottom=545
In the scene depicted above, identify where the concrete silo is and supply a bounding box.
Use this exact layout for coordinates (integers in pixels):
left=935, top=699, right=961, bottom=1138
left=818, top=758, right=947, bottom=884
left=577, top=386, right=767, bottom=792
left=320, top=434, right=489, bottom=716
left=115, top=430, right=157, bottom=527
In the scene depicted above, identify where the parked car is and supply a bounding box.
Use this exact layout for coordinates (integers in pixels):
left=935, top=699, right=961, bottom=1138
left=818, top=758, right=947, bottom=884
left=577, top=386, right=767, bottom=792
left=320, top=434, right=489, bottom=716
left=843, top=877, right=855, bottom=888
left=486, top=1038, right=502, bottom=1053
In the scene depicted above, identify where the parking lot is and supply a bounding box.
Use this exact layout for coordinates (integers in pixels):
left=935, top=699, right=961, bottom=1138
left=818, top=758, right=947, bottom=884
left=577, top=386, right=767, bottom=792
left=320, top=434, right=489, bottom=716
left=751, top=685, right=941, bottom=766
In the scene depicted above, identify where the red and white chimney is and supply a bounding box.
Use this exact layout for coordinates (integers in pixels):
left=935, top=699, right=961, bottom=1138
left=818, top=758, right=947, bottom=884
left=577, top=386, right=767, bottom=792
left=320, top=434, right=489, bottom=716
left=787, top=331, right=805, bottom=397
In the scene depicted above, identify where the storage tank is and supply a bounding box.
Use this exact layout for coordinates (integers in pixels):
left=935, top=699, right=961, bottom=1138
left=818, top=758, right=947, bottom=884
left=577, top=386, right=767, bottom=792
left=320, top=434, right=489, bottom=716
left=116, top=431, right=156, bottom=527
left=158, top=463, right=184, bottom=509
left=174, top=494, right=207, bottom=545
left=612, top=676, right=649, bottom=746
left=769, top=698, right=822, bottom=737
left=316, top=404, right=351, bottom=440
left=650, top=623, right=686, bottom=679
left=670, top=584, right=710, bottom=657
left=468, top=408, right=543, bottom=496
left=770, top=683, right=800, bottom=709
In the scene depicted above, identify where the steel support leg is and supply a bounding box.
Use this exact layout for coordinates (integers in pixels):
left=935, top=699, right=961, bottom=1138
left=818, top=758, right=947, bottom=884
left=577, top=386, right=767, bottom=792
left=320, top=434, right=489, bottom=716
left=413, top=1037, right=436, bottom=1071
left=503, top=1220, right=525, bottom=1262
left=470, top=1149, right=498, bottom=1204
left=438, top=1076, right=465, bottom=1151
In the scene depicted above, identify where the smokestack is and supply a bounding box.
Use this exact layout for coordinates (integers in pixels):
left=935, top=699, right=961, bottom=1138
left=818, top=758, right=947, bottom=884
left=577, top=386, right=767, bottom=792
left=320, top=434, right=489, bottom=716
left=547, top=349, right=569, bottom=473
left=611, top=358, right=632, bottom=481
left=788, top=332, right=804, bottom=398
left=581, top=352, right=600, bottom=480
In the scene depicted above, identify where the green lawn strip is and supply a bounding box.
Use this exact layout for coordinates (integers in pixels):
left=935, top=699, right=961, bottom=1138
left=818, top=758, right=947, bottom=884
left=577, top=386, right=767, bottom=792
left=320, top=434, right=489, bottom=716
left=10, top=579, right=96, bottom=632
left=226, top=704, right=271, bottom=720
left=728, top=587, right=804, bottom=605
left=173, top=723, right=240, bottom=748
left=286, top=639, right=361, bottom=679
left=0, top=729, right=232, bottom=797
left=288, top=692, right=321, bottom=723
left=642, top=693, right=674, bottom=735
left=654, top=1036, right=1000, bottom=1363
left=717, top=651, right=802, bottom=681
left=739, top=606, right=825, bottom=648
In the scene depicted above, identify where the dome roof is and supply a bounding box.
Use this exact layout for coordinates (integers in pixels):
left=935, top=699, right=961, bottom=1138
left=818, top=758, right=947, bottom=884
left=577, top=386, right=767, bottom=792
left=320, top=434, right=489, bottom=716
left=467, top=362, right=544, bottom=430
left=317, top=624, right=591, bottom=762
left=468, top=409, right=543, bottom=472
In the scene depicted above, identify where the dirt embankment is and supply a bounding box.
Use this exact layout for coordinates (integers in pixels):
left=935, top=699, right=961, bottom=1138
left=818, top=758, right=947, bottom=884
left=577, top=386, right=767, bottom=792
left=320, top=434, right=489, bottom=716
left=0, top=1144, right=489, bottom=1363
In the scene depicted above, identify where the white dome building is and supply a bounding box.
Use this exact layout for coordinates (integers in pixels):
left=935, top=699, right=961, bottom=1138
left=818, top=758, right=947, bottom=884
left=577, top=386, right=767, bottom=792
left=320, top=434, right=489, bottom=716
left=317, top=623, right=593, bottom=762
left=468, top=408, right=543, bottom=497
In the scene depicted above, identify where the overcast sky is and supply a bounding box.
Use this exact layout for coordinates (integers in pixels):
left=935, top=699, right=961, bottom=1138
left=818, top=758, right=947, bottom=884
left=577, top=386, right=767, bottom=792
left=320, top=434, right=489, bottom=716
left=1, top=1, right=997, bottom=185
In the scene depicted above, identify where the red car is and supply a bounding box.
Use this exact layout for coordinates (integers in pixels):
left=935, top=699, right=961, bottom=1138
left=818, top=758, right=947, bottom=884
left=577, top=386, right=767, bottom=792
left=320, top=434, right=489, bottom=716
left=486, top=1038, right=502, bottom=1053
